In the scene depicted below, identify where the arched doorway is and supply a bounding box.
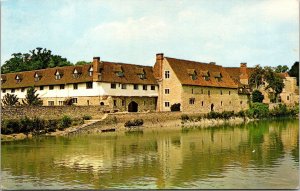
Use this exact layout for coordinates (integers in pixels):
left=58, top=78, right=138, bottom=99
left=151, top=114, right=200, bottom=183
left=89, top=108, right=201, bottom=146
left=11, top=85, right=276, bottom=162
left=211, top=104, right=214, bottom=111
left=128, top=101, right=138, bottom=112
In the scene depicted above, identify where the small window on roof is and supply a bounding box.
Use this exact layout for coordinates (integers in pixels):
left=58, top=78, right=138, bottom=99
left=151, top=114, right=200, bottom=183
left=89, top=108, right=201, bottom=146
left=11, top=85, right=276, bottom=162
left=214, top=72, right=222, bottom=82
left=114, top=65, right=124, bottom=77
left=55, top=70, right=63, bottom=80
left=202, top=71, right=210, bottom=81
left=137, top=68, right=146, bottom=79
left=15, top=75, right=22, bottom=83
left=88, top=66, right=93, bottom=76
left=1, top=75, right=7, bottom=84
left=34, top=72, right=42, bottom=82
left=187, top=69, right=197, bottom=80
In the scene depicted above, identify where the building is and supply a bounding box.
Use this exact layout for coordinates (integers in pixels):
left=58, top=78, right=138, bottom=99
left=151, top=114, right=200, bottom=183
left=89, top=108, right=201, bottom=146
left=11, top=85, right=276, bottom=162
left=153, top=54, right=249, bottom=112
left=1, top=57, right=158, bottom=112
left=225, top=64, right=299, bottom=106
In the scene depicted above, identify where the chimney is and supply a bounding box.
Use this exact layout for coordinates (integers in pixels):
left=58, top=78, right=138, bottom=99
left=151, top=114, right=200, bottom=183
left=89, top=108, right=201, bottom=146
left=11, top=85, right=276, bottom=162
left=92, top=56, right=102, bottom=81
left=153, top=53, right=164, bottom=79
left=240, top=62, right=249, bottom=85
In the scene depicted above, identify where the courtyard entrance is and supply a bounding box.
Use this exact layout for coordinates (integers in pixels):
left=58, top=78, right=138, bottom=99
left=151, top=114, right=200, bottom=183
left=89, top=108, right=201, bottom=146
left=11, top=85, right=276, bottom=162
left=128, top=101, right=138, bottom=112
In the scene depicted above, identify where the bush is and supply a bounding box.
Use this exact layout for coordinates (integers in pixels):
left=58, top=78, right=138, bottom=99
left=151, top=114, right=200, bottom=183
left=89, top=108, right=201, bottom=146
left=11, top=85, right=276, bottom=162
left=124, top=119, right=144, bottom=127
left=181, top=114, right=189, bottom=121
left=171, top=103, right=181, bottom=111
left=45, top=119, right=59, bottom=132
left=20, top=116, right=32, bottom=134
left=247, top=103, right=269, bottom=118
left=59, top=115, right=72, bottom=130
left=252, top=90, right=264, bottom=103
left=82, top=115, right=92, bottom=120
left=221, top=111, right=234, bottom=119
left=207, top=111, right=221, bottom=119
left=3, top=119, right=20, bottom=134
left=236, top=110, right=246, bottom=118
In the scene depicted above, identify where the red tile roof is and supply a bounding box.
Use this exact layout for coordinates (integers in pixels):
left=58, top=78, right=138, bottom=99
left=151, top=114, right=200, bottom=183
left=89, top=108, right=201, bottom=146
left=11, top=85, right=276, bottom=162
left=1, top=61, right=157, bottom=89
left=165, top=57, right=238, bottom=88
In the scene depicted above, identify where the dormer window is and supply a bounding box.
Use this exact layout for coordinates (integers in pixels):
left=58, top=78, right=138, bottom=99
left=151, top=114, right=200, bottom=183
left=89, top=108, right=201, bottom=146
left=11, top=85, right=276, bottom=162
left=55, top=70, right=63, bottom=80
left=34, top=72, right=42, bottom=82
left=214, top=72, right=222, bottom=82
left=202, top=71, right=210, bottom=81
left=15, top=75, right=22, bottom=83
left=114, top=65, right=124, bottom=77
left=136, top=68, right=146, bottom=79
left=1, top=75, right=6, bottom=84
left=88, top=67, right=93, bottom=76
left=187, top=69, right=197, bottom=80
left=73, top=68, right=82, bottom=78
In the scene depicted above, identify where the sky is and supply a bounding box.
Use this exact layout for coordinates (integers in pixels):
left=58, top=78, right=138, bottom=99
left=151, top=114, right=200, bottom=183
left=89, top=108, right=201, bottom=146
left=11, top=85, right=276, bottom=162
left=1, top=0, right=299, bottom=68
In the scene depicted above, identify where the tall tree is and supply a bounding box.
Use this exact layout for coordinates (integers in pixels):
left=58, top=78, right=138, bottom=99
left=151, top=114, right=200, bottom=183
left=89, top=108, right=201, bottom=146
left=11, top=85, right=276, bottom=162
left=264, top=67, right=284, bottom=103
left=288, top=61, right=299, bottom=86
left=22, top=86, right=43, bottom=106
left=2, top=93, right=19, bottom=106
left=252, top=90, right=264, bottom=103
left=1, top=47, right=73, bottom=74
left=275, top=65, right=289, bottom=73
left=75, top=61, right=91, bottom=65
left=249, top=65, right=265, bottom=89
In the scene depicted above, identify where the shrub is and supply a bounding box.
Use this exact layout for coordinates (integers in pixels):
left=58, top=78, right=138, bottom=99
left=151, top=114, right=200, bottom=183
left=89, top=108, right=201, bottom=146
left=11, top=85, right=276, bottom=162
left=207, top=111, right=221, bottom=119
left=171, top=103, right=181, bottom=111
left=32, top=117, right=45, bottom=134
left=221, top=111, right=234, bottom=119
left=247, top=103, right=269, bottom=118
left=252, top=90, right=264, bottom=103
left=3, top=119, right=20, bottom=134
left=59, top=115, right=72, bottom=130
left=181, top=114, right=189, bottom=121
left=236, top=110, right=246, bottom=118
left=45, top=119, right=59, bottom=132
left=82, top=115, right=92, bottom=120
left=124, top=119, right=144, bottom=127
left=20, top=116, right=32, bottom=134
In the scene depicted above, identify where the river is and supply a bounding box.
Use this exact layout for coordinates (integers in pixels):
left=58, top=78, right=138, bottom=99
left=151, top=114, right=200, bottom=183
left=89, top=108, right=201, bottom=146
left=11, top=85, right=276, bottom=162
left=1, top=119, right=299, bottom=189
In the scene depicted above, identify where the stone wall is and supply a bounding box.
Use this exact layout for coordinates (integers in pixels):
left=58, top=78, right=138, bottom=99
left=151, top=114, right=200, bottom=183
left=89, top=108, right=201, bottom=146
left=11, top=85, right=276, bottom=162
left=1, top=106, right=109, bottom=120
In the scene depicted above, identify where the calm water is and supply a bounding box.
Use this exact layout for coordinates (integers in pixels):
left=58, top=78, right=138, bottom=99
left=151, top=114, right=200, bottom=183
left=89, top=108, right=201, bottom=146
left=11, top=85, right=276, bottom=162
left=1, top=119, right=299, bottom=189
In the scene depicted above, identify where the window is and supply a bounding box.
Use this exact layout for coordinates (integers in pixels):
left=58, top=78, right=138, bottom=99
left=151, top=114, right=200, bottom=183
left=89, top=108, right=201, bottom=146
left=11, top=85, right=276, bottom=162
left=48, top=101, right=54, bottom=106
left=100, top=102, right=104, bottom=106
left=59, top=101, right=64, bottom=106
left=72, top=98, right=78, bottom=104
left=189, top=98, right=195, bottom=105
left=86, top=82, right=93, bottom=89
left=165, top=71, right=170, bottom=79
left=229, top=101, right=231, bottom=105
left=144, top=101, right=146, bottom=105
left=204, top=76, right=210, bottom=81
left=73, top=69, right=81, bottom=78
left=87, top=100, right=90, bottom=106
left=191, top=74, right=197, bottom=80
left=2, top=89, right=6, bottom=93
left=88, top=67, right=93, bottom=76
left=21, top=88, right=25, bottom=92
left=192, top=88, right=194, bottom=94
left=229, top=91, right=231, bottom=95
left=287, top=96, right=289, bottom=100
left=143, top=85, right=147, bottom=90
left=116, top=71, right=124, bottom=77
left=165, top=102, right=170, bottom=107
left=111, top=83, right=116, bottom=89
left=138, top=73, right=146, bottom=79
left=240, top=101, right=243, bottom=105
left=60, top=84, right=65, bottom=89
left=55, top=72, right=62, bottom=80
left=208, top=90, right=210, bottom=96
left=201, top=89, right=203, bottom=94
left=122, top=100, right=125, bottom=106
left=73, top=84, right=78, bottom=90
left=134, top=84, right=139, bottom=90
left=165, top=89, right=170, bottom=94
left=49, top=85, right=54, bottom=90
left=121, top=84, right=127, bottom=89
left=220, top=90, right=222, bottom=95
left=16, top=75, right=22, bottom=83
left=221, top=101, right=223, bottom=106
left=201, top=101, right=204, bottom=106
left=113, top=100, right=117, bottom=107
left=11, top=89, right=15, bottom=93
left=40, top=86, right=44, bottom=90
left=151, top=85, right=155, bottom=90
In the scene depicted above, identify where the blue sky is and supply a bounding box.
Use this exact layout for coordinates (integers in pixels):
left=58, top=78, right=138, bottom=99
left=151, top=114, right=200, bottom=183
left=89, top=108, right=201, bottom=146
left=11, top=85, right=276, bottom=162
left=1, top=0, right=299, bottom=68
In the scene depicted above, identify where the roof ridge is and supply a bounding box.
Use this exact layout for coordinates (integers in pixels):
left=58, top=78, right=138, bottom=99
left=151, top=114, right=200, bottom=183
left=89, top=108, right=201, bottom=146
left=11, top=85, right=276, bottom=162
left=165, top=57, right=218, bottom=66
left=103, top=61, right=152, bottom=68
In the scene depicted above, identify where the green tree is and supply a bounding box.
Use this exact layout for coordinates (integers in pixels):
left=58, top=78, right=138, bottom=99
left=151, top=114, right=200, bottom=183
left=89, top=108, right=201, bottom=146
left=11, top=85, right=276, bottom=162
left=2, top=93, right=19, bottom=106
left=249, top=65, right=265, bottom=89
left=1, top=47, right=73, bottom=74
left=22, top=86, right=43, bottom=106
left=274, top=65, right=289, bottom=73
left=252, top=90, right=264, bottom=103
left=288, top=61, right=299, bottom=86
left=75, top=61, right=91, bottom=65
left=264, top=67, right=284, bottom=103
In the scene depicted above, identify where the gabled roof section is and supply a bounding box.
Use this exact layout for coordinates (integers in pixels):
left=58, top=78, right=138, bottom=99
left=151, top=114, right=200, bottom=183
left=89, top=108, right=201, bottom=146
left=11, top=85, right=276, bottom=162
left=96, top=61, right=157, bottom=85
left=165, top=57, right=238, bottom=88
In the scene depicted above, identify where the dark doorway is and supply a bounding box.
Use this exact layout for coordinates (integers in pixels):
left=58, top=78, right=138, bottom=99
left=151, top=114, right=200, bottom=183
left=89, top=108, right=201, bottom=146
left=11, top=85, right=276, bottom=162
left=128, top=101, right=138, bottom=112
left=211, top=104, right=214, bottom=111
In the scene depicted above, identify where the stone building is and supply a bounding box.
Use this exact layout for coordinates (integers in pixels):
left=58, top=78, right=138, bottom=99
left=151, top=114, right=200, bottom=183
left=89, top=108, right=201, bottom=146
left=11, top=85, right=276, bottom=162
left=225, top=64, right=299, bottom=106
left=1, top=57, right=158, bottom=112
left=153, top=54, right=249, bottom=112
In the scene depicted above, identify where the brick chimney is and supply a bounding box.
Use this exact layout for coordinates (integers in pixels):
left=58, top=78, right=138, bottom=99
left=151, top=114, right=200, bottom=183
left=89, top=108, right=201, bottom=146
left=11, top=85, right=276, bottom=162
left=92, top=57, right=102, bottom=81
left=153, top=53, right=164, bottom=79
left=240, top=62, right=249, bottom=85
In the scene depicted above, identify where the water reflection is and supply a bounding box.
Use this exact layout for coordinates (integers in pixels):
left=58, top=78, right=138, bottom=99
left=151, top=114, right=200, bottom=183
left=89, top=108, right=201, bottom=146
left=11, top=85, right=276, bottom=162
left=1, top=119, right=299, bottom=189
